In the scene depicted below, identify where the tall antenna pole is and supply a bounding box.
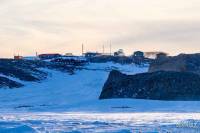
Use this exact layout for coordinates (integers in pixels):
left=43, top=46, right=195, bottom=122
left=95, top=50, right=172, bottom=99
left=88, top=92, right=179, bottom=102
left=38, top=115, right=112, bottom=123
left=103, top=44, right=105, bottom=54
left=82, top=43, right=84, bottom=56
left=110, top=41, right=112, bottom=56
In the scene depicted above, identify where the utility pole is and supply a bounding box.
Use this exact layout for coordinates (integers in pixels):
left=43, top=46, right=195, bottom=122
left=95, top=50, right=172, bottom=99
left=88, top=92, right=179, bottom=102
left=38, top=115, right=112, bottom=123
left=82, top=43, right=84, bottom=56
left=110, top=41, right=112, bottom=56
left=102, top=44, right=105, bottom=54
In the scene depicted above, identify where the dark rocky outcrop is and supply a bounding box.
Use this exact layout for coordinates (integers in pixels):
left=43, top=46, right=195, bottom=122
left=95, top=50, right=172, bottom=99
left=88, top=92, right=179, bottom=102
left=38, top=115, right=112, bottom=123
left=149, top=53, right=200, bottom=75
left=88, top=55, right=152, bottom=65
left=89, top=55, right=134, bottom=64
left=99, top=70, right=200, bottom=100
left=0, top=76, right=23, bottom=89
left=0, top=59, right=47, bottom=81
left=49, top=58, right=87, bottom=74
left=0, top=58, right=88, bottom=88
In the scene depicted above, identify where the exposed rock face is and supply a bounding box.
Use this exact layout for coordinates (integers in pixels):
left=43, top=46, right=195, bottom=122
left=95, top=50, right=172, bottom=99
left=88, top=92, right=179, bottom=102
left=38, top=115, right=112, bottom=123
left=99, top=70, right=200, bottom=100
left=0, top=76, right=23, bottom=89
left=0, top=58, right=87, bottom=88
left=149, top=53, right=200, bottom=75
left=0, top=59, right=47, bottom=82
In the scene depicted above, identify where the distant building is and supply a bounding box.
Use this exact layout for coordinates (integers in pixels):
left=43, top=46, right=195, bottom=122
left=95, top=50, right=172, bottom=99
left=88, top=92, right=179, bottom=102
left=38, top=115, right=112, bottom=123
left=65, top=53, right=73, bottom=56
left=84, top=52, right=101, bottom=58
left=14, top=55, right=23, bottom=60
left=133, top=51, right=144, bottom=58
left=114, top=49, right=125, bottom=56
left=156, top=52, right=168, bottom=60
left=131, top=51, right=145, bottom=65
left=38, top=53, right=61, bottom=60
left=145, top=51, right=168, bottom=59
left=23, top=56, right=39, bottom=60
left=58, top=56, right=87, bottom=61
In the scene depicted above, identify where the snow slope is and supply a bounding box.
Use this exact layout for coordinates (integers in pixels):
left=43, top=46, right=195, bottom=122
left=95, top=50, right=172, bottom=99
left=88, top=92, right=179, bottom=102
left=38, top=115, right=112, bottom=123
left=0, top=62, right=149, bottom=112
left=0, top=62, right=200, bottom=132
left=0, top=62, right=199, bottom=113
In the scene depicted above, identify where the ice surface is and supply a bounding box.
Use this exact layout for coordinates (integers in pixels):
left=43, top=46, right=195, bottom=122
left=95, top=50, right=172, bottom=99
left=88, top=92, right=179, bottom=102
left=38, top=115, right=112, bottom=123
left=0, top=112, right=199, bottom=133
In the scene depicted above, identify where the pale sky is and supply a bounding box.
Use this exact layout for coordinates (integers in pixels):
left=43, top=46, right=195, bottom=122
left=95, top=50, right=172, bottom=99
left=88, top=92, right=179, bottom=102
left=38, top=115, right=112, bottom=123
left=0, top=0, right=200, bottom=57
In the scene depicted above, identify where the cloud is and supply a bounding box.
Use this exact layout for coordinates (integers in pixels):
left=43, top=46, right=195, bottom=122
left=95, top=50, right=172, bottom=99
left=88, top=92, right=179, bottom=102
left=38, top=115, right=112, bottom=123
left=0, top=0, right=200, bottom=57
left=112, top=20, right=200, bottom=44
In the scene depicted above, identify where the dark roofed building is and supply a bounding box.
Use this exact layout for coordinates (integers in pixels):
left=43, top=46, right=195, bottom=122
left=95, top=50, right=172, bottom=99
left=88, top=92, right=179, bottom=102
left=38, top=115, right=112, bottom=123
left=38, top=53, right=61, bottom=60
left=133, top=51, right=144, bottom=57
left=84, top=52, right=101, bottom=58
left=114, top=49, right=125, bottom=56
left=156, top=52, right=168, bottom=60
left=132, top=51, right=145, bottom=65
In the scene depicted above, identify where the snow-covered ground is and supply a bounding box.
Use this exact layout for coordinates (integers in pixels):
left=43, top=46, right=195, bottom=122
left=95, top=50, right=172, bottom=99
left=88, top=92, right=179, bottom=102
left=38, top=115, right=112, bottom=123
left=0, top=62, right=149, bottom=112
left=0, top=62, right=200, bottom=132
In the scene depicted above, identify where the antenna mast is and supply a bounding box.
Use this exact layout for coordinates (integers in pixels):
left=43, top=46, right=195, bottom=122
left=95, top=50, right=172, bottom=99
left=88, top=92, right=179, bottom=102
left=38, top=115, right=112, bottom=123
left=103, top=44, right=105, bottom=54
left=110, top=41, right=112, bottom=56
left=82, top=43, right=84, bottom=56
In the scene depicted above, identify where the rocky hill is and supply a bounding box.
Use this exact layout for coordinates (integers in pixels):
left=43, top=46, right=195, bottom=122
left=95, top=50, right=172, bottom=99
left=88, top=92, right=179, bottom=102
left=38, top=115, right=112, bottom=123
left=149, top=53, right=200, bottom=75
left=0, top=76, right=23, bottom=88
left=99, top=70, right=200, bottom=100
left=0, top=58, right=87, bottom=89
left=0, top=59, right=47, bottom=82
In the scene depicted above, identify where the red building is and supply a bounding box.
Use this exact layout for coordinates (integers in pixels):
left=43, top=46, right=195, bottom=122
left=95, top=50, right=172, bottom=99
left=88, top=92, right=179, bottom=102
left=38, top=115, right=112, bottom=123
left=14, top=56, right=23, bottom=60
